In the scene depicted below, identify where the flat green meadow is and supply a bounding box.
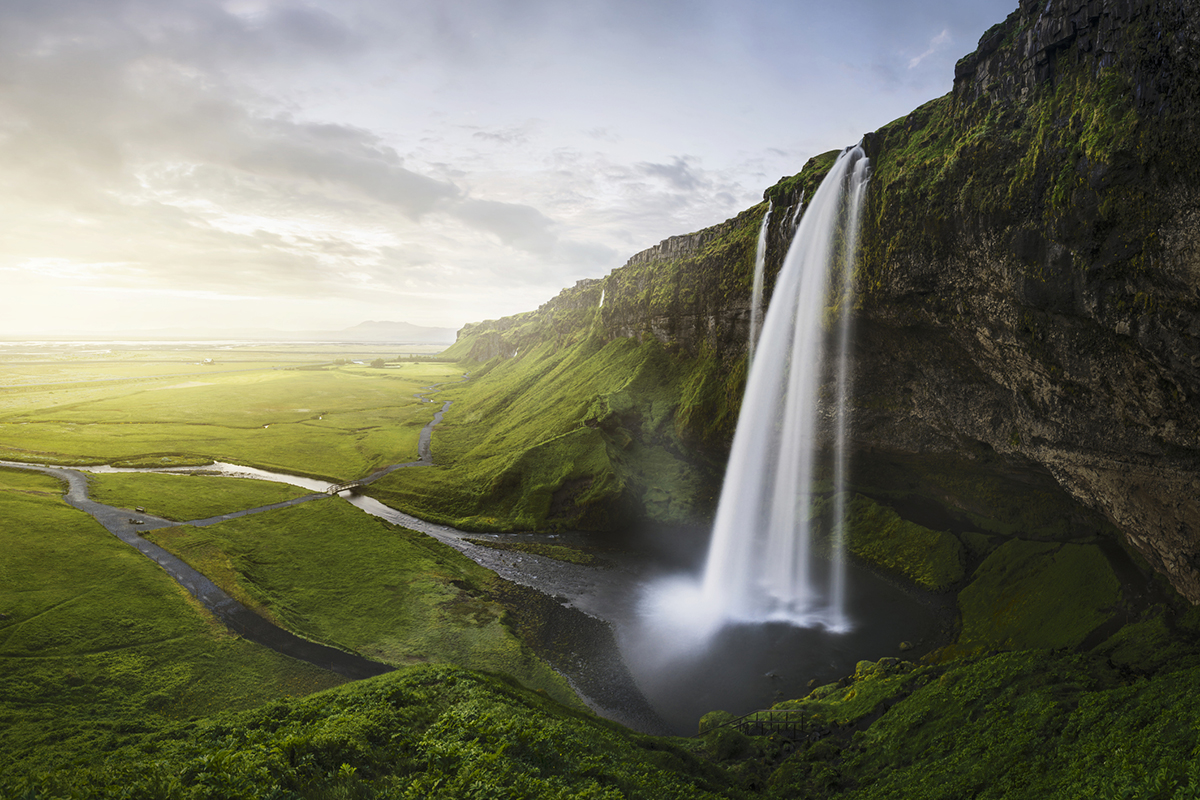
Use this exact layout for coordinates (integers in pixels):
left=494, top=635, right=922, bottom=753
left=0, top=351, right=463, bottom=480
left=141, top=498, right=579, bottom=707
left=87, top=471, right=314, bottom=521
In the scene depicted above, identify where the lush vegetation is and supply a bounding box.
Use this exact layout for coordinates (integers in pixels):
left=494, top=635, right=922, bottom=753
left=142, top=498, right=579, bottom=706
left=2, top=665, right=745, bottom=800
left=0, top=467, right=347, bottom=775
left=946, top=539, right=1123, bottom=656
left=739, top=635, right=1200, bottom=799
left=368, top=333, right=724, bottom=532
left=811, top=493, right=965, bottom=592
left=88, top=472, right=313, bottom=521
left=11, top=636, right=1200, bottom=798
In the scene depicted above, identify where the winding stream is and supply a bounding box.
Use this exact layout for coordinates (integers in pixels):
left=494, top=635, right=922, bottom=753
left=2, top=382, right=939, bottom=735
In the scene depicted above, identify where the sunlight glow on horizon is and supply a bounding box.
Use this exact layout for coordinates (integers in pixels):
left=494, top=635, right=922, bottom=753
left=0, top=0, right=1018, bottom=336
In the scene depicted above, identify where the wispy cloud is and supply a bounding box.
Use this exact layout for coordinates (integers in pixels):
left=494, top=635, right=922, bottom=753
left=908, top=28, right=952, bottom=69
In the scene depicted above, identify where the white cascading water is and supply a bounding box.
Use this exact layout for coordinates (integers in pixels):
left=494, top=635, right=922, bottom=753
left=790, top=190, right=806, bottom=229
left=700, top=145, right=869, bottom=632
left=748, top=198, right=773, bottom=367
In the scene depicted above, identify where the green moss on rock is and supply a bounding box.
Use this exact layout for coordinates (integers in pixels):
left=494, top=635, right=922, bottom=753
left=774, top=658, right=932, bottom=727
left=813, top=493, right=965, bottom=592
left=949, top=539, right=1122, bottom=656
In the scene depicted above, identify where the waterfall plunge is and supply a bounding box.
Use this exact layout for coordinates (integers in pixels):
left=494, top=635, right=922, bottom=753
left=701, top=145, right=869, bottom=633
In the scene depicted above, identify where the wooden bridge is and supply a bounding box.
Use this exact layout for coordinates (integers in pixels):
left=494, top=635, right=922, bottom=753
left=326, top=481, right=366, bottom=495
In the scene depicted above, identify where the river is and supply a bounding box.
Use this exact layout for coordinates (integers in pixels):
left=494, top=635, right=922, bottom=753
left=4, top=452, right=940, bottom=735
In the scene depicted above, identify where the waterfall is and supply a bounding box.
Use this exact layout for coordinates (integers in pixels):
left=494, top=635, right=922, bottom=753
left=700, top=145, right=869, bottom=632
left=599, top=288, right=605, bottom=308
left=748, top=199, right=773, bottom=367
left=790, top=190, right=806, bottom=228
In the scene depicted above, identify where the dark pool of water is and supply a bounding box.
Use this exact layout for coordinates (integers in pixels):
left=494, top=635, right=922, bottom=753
left=346, top=502, right=945, bottom=737
left=65, top=459, right=943, bottom=738
left=613, top=558, right=942, bottom=736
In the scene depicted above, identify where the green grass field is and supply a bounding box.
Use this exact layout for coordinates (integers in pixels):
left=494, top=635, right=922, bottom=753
left=142, top=497, right=580, bottom=707
left=0, top=348, right=589, bottom=787
left=0, top=357, right=463, bottom=479
left=0, top=466, right=347, bottom=773
left=87, top=471, right=313, bottom=520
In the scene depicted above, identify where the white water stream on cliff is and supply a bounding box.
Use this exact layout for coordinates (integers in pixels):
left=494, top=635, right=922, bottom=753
left=646, top=146, right=870, bottom=640
left=748, top=198, right=773, bottom=367
left=790, top=190, right=806, bottom=228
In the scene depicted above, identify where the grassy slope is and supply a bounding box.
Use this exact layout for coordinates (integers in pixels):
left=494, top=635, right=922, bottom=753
left=11, top=642, right=1200, bottom=799
left=142, top=498, right=580, bottom=707
left=87, top=472, right=313, bottom=521
left=0, top=363, right=461, bottom=479
left=810, top=493, right=966, bottom=592
left=752, top=638, right=1200, bottom=799
left=3, top=665, right=744, bottom=800
left=368, top=333, right=721, bottom=532
left=0, top=467, right=347, bottom=774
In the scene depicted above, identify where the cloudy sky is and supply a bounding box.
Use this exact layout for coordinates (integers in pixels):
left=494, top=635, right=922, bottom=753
left=0, top=0, right=1015, bottom=336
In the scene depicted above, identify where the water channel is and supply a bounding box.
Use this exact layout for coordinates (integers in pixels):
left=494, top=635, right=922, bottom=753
left=1, top=403, right=940, bottom=735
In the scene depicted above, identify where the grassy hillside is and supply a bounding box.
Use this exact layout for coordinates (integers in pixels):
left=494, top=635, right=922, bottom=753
left=367, top=332, right=731, bottom=532
left=10, top=639, right=1200, bottom=799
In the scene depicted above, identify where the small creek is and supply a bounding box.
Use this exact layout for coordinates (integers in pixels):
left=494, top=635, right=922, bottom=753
left=2, top=385, right=939, bottom=736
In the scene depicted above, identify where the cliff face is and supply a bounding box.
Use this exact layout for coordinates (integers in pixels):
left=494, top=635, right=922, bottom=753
left=853, top=0, right=1200, bottom=600
left=450, top=0, right=1200, bottom=599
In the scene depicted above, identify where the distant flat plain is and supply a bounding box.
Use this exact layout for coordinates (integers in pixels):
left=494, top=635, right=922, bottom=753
left=0, top=341, right=582, bottom=773
left=0, top=342, right=461, bottom=480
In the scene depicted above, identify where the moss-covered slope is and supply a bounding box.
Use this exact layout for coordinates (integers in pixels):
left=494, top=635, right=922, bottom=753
left=370, top=329, right=732, bottom=532
left=12, top=639, right=1200, bottom=799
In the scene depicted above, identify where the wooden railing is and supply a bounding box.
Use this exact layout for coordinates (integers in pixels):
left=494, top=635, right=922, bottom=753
left=700, top=708, right=822, bottom=742
left=736, top=709, right=810, bottom=740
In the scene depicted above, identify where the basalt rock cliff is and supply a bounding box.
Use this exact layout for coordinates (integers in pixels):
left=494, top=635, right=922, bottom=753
left=448, top=0, right=1200, bottom=600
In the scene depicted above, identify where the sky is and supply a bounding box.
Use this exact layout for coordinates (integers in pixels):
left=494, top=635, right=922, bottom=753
left=0, top=0, right=1017, bottom=337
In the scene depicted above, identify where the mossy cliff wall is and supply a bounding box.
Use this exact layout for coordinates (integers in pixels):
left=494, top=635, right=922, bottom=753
left=450, top=0, right=1200, bottom=597
left=852, top=0, right=1200, bottom=601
